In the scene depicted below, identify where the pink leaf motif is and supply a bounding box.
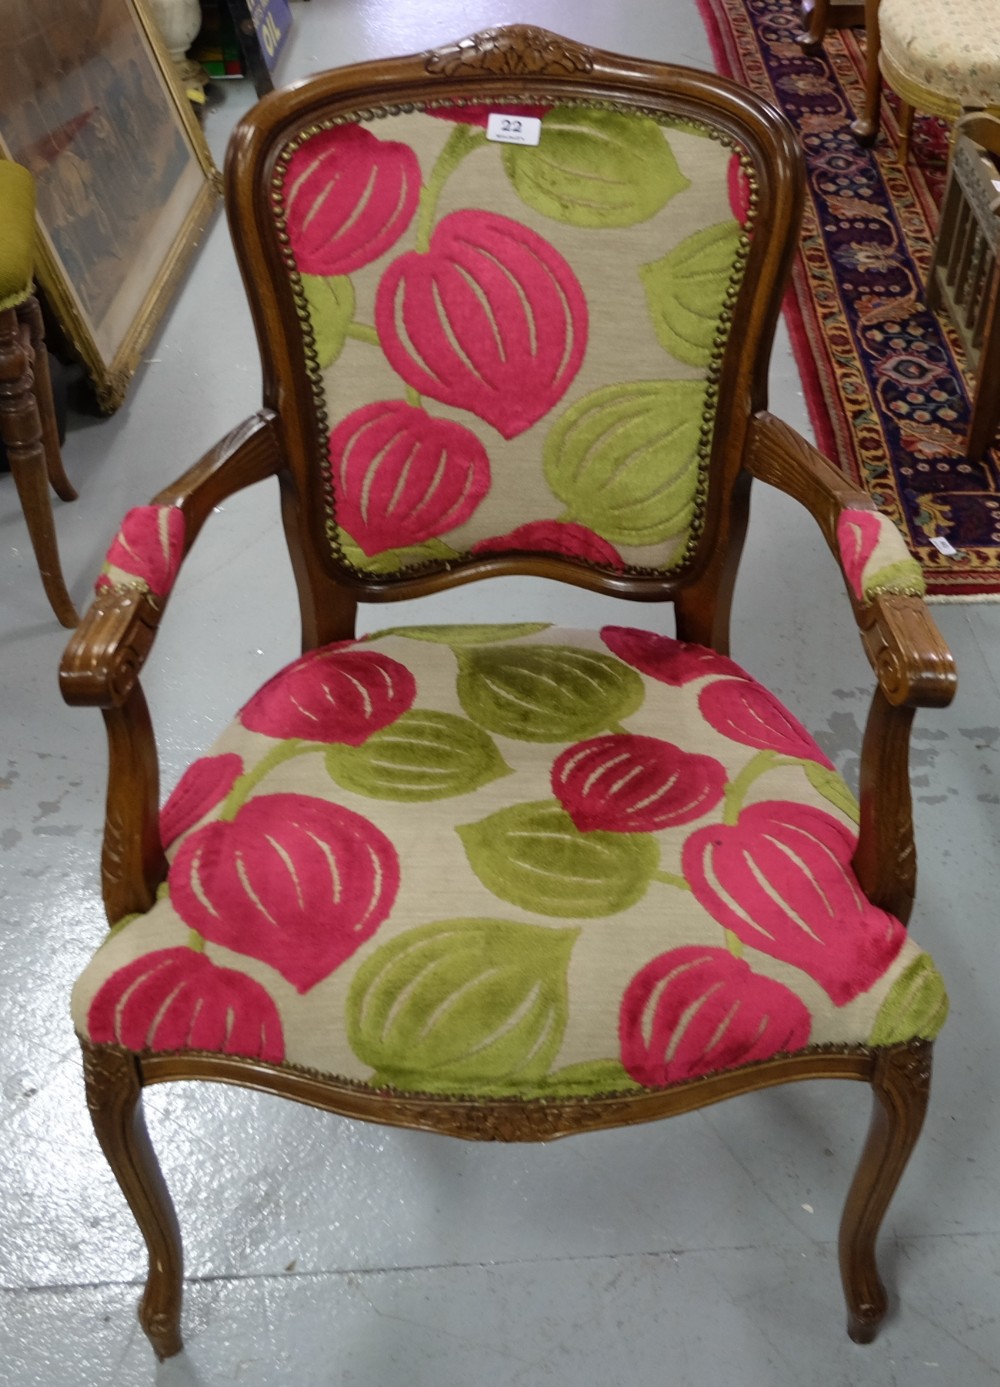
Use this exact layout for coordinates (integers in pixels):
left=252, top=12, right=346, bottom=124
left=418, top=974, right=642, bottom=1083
left=427, top=103, right=550, bottom=127
left=471, top=520, right=623, bottom=569
left=698, top=678, right=833, bottom=765
left=553, top=734, right=726, bottom=833
left=240, top=644, right=416, bottom=743
left=600, top=625, right=748, bottom=686
left=161, top=753, right=243, bottom=849
left=620, top=946, right=811, bottom=1086
left=169, top=793, right=400, bottom=993
left=285, top=124, right=421, bottom=275
left=330, top=401, right=490, bottom=555
left=87, top=947, right=285, bottom=1062
left=100, top=506, right=185, bottom=598
left=376, top=210, right=588, bottom=439
left=683, top=801, right=906, bottom=1004
left=837, top=509, right=883, bottom=600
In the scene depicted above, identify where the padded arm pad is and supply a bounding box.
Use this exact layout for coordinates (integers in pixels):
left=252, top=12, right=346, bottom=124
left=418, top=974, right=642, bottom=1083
left=836, top=508, right=925, bottom=602
left=96, top=505, right=186, bottom=601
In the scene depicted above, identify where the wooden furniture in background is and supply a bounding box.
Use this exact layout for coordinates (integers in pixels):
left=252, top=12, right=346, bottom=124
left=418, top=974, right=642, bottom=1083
left=928, top=112, right=1000, bottom=460
left=851, top=0, right=1000, bottom=160
left=61, top=25, right=957, bottom=1361
left=0, top=0, right=220, bottom=412
left=1, top=159, right=77, bottom=627
left=798, top=0, right=865, bottom=55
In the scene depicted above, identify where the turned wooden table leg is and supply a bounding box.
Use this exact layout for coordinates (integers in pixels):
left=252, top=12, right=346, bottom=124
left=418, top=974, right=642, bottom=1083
left=20, top=296, right=77, bottom=501
left=851, top=0, right=883, bottom=146
left=0, top=303, right=78, bottom=627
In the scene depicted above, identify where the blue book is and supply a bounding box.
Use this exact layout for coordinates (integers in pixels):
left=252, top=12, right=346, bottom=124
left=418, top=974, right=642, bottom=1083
left=248, top=0, right=293, bottom=71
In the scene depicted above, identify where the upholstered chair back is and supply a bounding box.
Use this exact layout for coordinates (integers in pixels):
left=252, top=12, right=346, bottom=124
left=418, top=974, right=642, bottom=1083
left=226, top=41, right=798, bottom=614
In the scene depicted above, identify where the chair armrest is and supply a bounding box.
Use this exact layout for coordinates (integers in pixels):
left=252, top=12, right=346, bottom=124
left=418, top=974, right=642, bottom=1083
left=746, top=411, right=956, bottom=709
left=746, top=411, right=956, bottom=921
left=60, top=412, right=282, bottom=709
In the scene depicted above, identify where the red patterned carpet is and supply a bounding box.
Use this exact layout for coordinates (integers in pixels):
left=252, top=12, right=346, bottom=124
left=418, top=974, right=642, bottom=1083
left=699, top=0, right=1000, bottom=598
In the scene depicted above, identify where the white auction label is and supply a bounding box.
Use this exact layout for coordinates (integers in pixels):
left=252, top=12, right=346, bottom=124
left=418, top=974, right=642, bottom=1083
left=929, top=535, right=959, bottom=556
left=486, top=113, right=542, bottom=146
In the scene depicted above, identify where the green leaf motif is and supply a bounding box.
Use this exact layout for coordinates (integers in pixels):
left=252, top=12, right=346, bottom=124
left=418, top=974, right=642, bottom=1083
left=301, top=274, right=355, bottom=368
left=456, top=643, right=645, bottom=742
left=804, top=761, right=860, bottom=824
left=502, top=107, right=689, bottom=228
left=544, top=381, right=708, bottom=545
left=539, top=1058, right=643, bottom=1096
left=458, top=800, right=660, bottom=917
left=325, top=709, right=511, bottom=801
left=347, top=917, right=578, bottom=1093
left=366, top=623, right=551, bottom=645
left=640, top=220, right=742, bottom=368
left=869, top=955, right=949, bottom=1046
left=337, top=531, right=460, bottom=573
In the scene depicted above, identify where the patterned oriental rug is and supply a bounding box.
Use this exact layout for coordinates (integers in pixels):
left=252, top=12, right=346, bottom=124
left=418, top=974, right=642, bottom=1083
left=699, top=0, right=1000, bottom=598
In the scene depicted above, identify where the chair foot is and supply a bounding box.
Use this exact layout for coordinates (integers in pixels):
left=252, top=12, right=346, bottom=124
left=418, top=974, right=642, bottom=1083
left=851, top=116, right=879, bottom=147
left=81, top=1043, right=185, bottom=1359
left=797, top=0, right=830, bottom=53
left=847, top=1309, right=881, bottom=1344
left=838, top=1041, right=932, bottom=1343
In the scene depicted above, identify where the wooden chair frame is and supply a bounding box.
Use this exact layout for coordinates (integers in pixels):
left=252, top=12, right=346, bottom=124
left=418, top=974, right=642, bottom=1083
left=60, top=26, right=956, bottom=1359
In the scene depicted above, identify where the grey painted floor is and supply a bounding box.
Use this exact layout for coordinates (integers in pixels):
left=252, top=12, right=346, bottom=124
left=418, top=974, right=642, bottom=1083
left=2, top=2, right=998, bottom=1383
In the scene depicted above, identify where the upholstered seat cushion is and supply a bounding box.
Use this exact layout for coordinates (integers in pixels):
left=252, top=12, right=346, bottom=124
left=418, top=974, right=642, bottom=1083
left=0, top=161, right=36, bottom=313
left=72, top=624, right=947, bottom=1098
left=880, top=0, right=1000, bottom=109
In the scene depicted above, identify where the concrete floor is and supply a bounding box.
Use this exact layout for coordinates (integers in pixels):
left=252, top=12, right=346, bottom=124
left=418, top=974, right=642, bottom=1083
left=2, top=2, right=998, bottom=1383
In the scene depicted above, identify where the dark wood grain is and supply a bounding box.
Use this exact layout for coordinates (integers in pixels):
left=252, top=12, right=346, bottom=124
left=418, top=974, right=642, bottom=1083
left=1, top=296, right=78, bottom=627
left=82, top=1043, right=184, bottom=1360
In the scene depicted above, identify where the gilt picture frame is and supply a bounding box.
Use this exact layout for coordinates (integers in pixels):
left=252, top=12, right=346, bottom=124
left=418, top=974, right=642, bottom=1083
left=0, top=0, right=222, bottom=411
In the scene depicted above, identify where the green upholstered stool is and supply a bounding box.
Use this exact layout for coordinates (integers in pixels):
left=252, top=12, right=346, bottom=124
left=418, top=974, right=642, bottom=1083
left=0, top=159, right=78, bottom=627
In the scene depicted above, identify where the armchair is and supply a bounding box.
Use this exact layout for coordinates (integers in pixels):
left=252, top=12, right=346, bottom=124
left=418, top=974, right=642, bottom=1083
left=60, top=25, right=957, bottom=1360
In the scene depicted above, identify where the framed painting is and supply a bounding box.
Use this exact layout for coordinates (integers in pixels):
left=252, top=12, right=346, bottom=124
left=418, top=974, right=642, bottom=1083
left=0, top=0, right=222, bottom=410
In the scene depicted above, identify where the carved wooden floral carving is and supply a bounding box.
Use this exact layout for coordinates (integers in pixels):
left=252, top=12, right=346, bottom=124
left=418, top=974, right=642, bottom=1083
left=426, top=26, right=595, bottom=78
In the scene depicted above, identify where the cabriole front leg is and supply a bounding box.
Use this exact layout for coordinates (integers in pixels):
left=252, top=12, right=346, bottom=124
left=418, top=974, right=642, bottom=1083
left=838, top=1041, right=932, bottom=1342
left=81, top=1042, right=184, bottom=1359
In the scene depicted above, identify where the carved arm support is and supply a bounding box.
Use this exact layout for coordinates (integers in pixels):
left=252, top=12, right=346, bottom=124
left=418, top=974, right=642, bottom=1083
left=746, top=412, right=957, bottom=921
left=60, top=412, right=282, bottom=710
left=59, top=412, right=284, bottom=922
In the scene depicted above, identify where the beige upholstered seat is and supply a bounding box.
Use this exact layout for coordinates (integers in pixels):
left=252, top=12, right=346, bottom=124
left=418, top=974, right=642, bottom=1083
left=72, top=615, right=943, bottom=1098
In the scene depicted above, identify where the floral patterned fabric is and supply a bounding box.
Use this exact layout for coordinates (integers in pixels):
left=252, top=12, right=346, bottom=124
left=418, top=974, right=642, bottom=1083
left=277, top=105, right=754, bottom=578
left=72, top=624, right=947, bottom=1099
left=95, top=505, right=186, bottom=600
left=836, top=508, right=926, bottom=601
left=880, top=0, right=1000, bottom=109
